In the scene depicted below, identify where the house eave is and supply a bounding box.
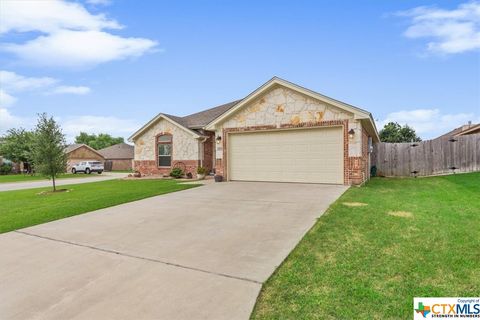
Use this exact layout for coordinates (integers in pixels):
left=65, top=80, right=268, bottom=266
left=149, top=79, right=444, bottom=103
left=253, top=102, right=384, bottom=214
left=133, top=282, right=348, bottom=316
left=205, top=77, right=374, bottom=131
left=128, top=113, right=202, bottom=142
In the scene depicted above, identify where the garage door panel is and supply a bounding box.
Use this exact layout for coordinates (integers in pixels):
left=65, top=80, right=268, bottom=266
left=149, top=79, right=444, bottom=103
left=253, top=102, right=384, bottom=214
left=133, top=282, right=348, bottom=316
left=228, top=127, right=344, bottom=184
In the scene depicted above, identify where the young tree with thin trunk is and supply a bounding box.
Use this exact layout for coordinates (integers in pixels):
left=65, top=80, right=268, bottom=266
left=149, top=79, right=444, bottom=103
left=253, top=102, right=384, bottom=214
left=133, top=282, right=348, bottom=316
left=32, top=113, right=67, bottom=192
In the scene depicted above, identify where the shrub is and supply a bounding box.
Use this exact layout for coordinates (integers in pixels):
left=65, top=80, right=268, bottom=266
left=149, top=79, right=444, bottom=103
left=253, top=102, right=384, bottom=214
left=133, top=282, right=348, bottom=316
left=170, top=167, right=183, bottom=178
left=0, top=163, right=13, bottom=175
left=197, top=166, right=207, bottom=175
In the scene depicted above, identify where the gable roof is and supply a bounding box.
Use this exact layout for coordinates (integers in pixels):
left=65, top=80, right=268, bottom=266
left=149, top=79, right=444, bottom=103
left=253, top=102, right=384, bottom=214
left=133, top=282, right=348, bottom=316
left=437, top=123, right=480, bottom=138
left=64, top=143, right=105, bottom=159
left=458, top=124, right=480, bottom=136
left=98, top=143, right=134, bottom=159
left=128, top=101, right=240, bottom=141
left=128, top=77, right=379, bottom=142
left=205, top=77, right=379, bottom=141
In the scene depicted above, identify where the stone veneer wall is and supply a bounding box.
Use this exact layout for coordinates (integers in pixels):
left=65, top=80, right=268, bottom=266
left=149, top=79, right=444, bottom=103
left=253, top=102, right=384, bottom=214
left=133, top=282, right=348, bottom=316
left=133, top=118, right=200, bottom=177
left=213, top=86, right=369, bottom=185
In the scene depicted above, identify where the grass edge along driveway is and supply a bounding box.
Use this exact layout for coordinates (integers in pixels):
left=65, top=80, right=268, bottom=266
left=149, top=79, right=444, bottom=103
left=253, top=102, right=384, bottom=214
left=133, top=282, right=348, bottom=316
left=0, top=179, right=198, bottom=234
left=251, top=172, right=480, bottom=319
left=0, top=173, right=97, bottom=184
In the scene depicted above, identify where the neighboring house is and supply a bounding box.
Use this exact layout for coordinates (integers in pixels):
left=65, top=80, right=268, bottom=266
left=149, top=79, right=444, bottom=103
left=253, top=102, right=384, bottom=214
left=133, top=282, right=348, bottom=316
left=65, top=144, right=105, bottom=172
left=437, top=122, right=480, bottom=138
left=129, top=77, right=379, bottom=185
left=98, top=143, right=134, bottom=171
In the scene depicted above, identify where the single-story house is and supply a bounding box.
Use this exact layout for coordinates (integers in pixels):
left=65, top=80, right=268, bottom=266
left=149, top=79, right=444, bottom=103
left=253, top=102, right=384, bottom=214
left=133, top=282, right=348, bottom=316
left=98, top=143, right=134, bottom=171
left=65, top=144, right=105, bottom=172
left=437, top=122, right=480, bottom=139
left=129, top=77, right=379, bottom=185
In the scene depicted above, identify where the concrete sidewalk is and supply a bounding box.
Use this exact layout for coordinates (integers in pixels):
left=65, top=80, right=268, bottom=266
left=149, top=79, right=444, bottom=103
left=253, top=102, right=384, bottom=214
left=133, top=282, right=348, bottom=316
left=0, top=181, right=348, bottom=319
left=0, top=172, right=129, bottom=192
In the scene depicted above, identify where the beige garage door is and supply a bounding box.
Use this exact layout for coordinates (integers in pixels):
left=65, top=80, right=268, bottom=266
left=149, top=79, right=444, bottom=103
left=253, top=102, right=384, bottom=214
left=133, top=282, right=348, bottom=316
left=228, top=127, right=344, bottom=184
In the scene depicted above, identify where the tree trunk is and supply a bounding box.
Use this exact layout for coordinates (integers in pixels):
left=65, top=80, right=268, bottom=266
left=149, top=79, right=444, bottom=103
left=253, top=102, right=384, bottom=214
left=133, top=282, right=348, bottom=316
left=52, top=175, right=56, bottom=192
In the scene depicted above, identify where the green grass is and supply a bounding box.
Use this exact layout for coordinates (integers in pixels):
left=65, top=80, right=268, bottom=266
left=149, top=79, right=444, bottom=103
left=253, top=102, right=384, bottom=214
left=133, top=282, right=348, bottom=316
left=0, top=179, right=198, bottom=233
left=0, top=173, right=96, bottom=183
left=251, top=172, right=480, bottom=320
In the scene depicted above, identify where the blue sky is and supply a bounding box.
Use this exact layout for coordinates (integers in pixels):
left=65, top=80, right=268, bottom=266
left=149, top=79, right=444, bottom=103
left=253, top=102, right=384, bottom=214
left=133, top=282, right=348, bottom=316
left=0, top=0, right=479, bottom=141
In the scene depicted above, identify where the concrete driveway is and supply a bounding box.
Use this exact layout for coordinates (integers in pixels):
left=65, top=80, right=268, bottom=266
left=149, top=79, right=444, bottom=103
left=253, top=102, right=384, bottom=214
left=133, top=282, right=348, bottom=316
left=0, top=181, right=347, bottom=320
left=0, top=172, right=129, bottom=192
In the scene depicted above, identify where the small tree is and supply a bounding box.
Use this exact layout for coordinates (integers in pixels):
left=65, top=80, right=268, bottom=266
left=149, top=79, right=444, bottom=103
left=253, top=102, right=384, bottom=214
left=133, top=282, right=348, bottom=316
left=379, top=122, right=421, bottom=143
left=0, top=128, right=36, bottom=173
left=32, top=113, right=67, bottom=191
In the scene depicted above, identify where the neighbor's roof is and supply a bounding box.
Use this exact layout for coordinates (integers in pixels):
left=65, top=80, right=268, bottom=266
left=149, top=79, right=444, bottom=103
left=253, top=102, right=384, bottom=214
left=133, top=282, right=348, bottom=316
left=64, top=143, right=105, bottom=158
left=457, top=123, right=480, bottom=136
left=64, top=143, right=83, bottom=153
left=437, top=123, right=480, bottom=138
left=98, top=143, right=134, bottom=159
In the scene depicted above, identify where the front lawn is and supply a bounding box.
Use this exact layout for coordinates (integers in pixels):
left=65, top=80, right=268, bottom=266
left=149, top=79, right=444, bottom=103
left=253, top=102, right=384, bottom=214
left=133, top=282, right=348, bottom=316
left=0, top=179, right=198, bottom=233
left=252, top=172, right=480, bottom=319
left=0, top=173, right=96, bottom=183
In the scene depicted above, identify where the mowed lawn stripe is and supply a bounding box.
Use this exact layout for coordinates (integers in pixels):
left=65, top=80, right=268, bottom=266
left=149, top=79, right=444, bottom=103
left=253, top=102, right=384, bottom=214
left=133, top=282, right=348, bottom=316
left=251, top=172, right=480, bottom=319
left=0, top=173, right=98, bottom=183
left=0, top=179, right=199, bottom=234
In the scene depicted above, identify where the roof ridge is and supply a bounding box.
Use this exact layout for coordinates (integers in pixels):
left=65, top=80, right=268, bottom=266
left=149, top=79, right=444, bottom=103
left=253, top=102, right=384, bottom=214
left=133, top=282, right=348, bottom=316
left=181, top=99, right=242, bottom=119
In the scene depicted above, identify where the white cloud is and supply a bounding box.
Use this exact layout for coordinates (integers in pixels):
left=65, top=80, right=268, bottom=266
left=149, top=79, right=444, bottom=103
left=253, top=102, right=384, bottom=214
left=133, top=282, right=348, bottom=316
left=3, top=30, right=158, bottom=68
left=49, top=86, right=91, bottom=95
left=0, top=108, right=33, bottom=134
left=86, top=0, right=112, bottom=6
left=0, top=0, right=157, bottom=67
left=0, top=0, right=120, bottom=34
left=0, top=70, right=58, bottom=92
left=0, top=90, right=17, bottom=108
left=0, top=110, right=137, bottom=141
left=61, top=115, right=140, bottom=142
left=0, top=71, right=91, bottom=134
left=378, top=108, right=480, bottom=139
left=397, top=1, right=480, bottom=54
left=0, top=70, right=89, bottom=99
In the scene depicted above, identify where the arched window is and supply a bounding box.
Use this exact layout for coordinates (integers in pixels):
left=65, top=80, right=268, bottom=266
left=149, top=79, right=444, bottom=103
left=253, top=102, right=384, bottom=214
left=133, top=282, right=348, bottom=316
left=157, top=134, right=172, bottom=167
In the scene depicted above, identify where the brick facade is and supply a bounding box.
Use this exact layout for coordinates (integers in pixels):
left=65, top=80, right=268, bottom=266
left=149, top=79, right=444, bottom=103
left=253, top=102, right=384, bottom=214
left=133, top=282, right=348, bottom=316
left=215, top=119, right=370, bottom=185
left=134, top=159, right=200, bottom=178
left=108, top=159, right=133, bottom=171
left=66, top=146, right=105, bottom=172
left=202, top=131, right=215, bottom=173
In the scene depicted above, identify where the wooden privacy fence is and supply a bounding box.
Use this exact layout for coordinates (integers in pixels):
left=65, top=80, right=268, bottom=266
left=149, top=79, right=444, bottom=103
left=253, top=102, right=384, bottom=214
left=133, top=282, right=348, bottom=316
left=372, top=134, right=480, bottom=177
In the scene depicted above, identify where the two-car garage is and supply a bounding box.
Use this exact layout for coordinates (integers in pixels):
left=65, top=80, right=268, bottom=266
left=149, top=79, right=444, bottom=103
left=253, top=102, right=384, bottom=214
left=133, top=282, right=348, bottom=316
left=227, top=126, right=344, bottom=184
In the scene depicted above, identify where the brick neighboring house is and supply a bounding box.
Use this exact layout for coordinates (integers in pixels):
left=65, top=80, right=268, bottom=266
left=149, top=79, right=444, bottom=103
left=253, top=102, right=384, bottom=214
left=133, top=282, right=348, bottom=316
left=129, top=77, right=380, bottom=185
left=437, top=122, right=480, bottom=138
left=98, top=143, right=134, bottom=171
left=65, top=144, right=105, bottom=172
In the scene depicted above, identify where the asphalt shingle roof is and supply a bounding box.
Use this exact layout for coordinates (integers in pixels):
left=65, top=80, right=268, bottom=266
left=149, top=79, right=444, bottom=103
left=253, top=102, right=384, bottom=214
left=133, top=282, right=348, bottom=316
left=98, top=143, right=134, bottom=159
left=180, top=100, right=242, bottom=128
left=64, top=144, right=83, bottom=153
